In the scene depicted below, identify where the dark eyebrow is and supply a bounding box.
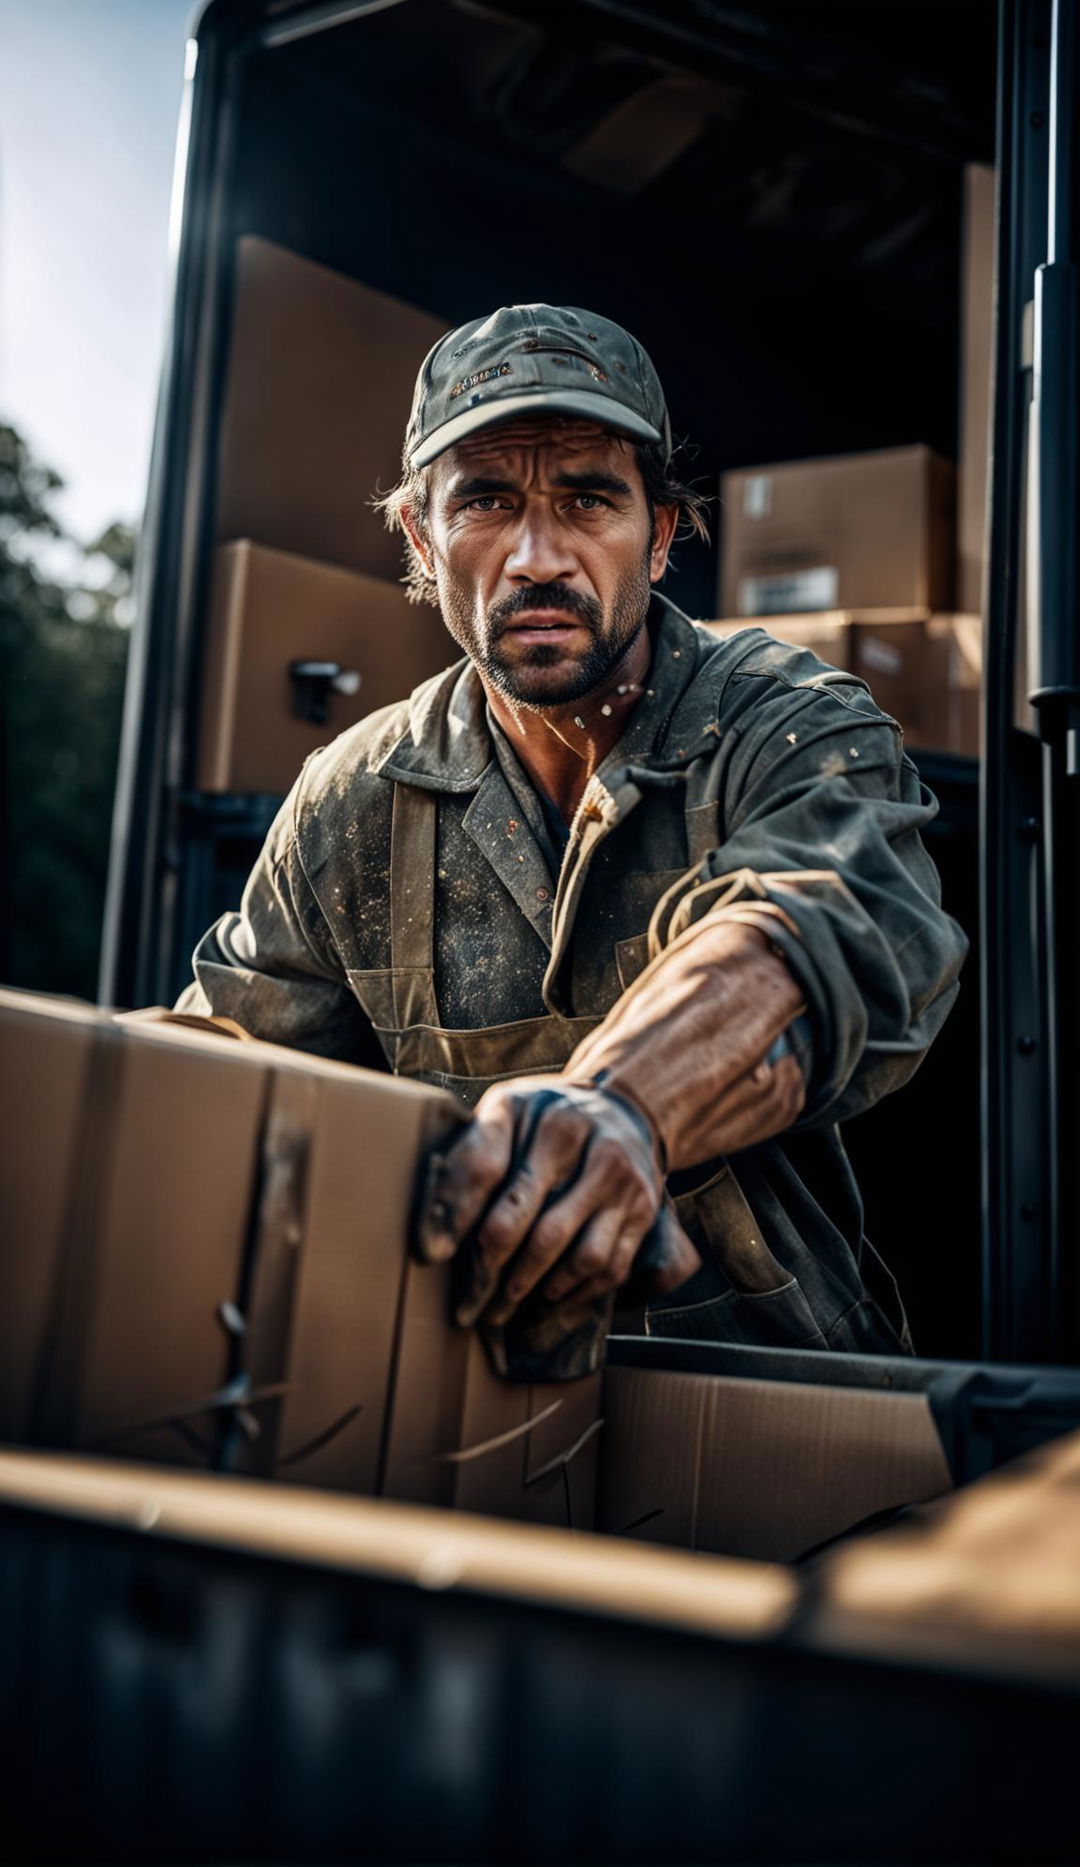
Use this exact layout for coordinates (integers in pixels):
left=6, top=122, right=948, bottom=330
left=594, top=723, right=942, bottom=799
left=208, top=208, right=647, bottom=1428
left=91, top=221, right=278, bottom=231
left=446, top=475, right=517, bottom=499
left=552, top=470, right=633, bottom=497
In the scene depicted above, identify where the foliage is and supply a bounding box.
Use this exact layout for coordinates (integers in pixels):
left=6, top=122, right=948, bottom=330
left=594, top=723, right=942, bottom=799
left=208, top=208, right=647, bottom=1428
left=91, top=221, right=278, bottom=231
left=0, top=422, right=132, bottom=999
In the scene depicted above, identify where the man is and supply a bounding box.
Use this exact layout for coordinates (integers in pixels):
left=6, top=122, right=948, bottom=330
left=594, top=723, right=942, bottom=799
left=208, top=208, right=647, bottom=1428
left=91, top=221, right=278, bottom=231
left=180, top=302, right=967, bottom=1358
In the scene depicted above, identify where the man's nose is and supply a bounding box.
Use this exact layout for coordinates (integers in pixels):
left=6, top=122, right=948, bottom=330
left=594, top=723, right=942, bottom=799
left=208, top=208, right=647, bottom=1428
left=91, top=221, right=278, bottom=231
left=504, top=506, right=578, bottom=585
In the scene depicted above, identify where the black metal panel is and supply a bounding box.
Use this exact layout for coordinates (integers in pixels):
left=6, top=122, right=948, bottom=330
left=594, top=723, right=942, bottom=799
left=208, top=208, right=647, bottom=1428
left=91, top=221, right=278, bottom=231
left=167, top=791, right=282, bottom=1003
left=980, top=0, right=1055, bottom=1358
left=1026, top=0, right=1080, bottom=1356
left=0, top=1494, right=1078, bottom=1862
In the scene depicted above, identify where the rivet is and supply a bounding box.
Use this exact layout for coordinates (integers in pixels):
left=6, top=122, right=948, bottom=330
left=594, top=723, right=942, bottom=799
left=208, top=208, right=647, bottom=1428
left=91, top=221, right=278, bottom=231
left=786, top=732, right=798, bottom=745
left=1017, top=1034, right=1038, bottom=1055
left=536, top=887, right=550, bottom=902
left=672, top=649, right=682, bottom=659
left=849, top=746, right=860, bottom=758
left=601, top=703, right=613, bottom=717
left=573, top=715, right=585, bottom=730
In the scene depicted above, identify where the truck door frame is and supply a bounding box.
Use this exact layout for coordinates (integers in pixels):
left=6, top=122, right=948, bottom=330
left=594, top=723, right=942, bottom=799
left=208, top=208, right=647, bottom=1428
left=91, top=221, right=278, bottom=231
left=981, top=0, right=1079, bottom=1362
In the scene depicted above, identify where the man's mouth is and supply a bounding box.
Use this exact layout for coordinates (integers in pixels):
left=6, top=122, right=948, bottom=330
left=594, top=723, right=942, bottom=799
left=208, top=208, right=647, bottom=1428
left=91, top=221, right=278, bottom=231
left=502, top=609, right=586, bottom=637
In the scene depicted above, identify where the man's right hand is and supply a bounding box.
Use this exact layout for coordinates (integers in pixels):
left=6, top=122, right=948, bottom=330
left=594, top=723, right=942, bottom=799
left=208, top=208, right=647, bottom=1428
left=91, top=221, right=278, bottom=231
left=416, top=1078, right=700, bottom=1327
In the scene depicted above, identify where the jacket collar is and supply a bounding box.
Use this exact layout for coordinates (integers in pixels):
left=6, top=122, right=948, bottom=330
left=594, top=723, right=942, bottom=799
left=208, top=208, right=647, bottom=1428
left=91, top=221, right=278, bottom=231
left=376, top=592, right=706, bottom=794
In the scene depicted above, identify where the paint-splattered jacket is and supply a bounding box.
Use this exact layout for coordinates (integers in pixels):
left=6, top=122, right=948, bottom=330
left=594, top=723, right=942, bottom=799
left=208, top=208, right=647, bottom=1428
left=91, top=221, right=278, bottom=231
left=179, top=595, right=968, bottom=1355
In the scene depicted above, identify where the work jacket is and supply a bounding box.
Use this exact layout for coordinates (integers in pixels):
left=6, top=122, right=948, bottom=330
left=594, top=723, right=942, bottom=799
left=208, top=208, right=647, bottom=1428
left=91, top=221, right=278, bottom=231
left=179, top=595, right=968, bottom=1355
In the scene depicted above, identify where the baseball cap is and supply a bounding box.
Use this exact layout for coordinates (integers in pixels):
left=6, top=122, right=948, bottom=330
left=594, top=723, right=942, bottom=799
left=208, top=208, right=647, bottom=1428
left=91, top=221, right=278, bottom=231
left=404, top=303, right=672, bottom=470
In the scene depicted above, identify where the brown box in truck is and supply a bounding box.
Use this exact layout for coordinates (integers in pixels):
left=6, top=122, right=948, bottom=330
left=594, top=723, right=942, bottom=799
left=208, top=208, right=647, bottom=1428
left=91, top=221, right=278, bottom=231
left=0, top=993, right=461, bottom=1487
left=719, top=446, right=956, bottom=618
left=215, top=237, right=448, bottom=580
left=703, top=612, right=981, bottom=755
left=596, top=1364, right=951, bottom=1564
left=196, top=540, right=456, bottom=794
left=0, top=993, right=268, bottom=1456
left=0, top=992, right=599, bottom=1528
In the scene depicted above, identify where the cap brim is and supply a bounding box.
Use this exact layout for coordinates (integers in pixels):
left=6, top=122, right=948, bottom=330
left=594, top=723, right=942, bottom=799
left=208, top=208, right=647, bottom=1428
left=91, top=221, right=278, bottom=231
left=407, top=388, right=663, bottom=469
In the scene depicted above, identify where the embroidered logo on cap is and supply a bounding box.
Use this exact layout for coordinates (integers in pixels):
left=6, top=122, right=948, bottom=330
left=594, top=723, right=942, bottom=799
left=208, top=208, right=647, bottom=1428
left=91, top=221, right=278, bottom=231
left=450, top=362, right=513, bottom=399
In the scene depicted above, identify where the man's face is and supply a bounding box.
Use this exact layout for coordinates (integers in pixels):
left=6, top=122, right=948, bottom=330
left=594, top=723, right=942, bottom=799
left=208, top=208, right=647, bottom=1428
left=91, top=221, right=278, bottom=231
left=406, top=418, right=677, bottom=707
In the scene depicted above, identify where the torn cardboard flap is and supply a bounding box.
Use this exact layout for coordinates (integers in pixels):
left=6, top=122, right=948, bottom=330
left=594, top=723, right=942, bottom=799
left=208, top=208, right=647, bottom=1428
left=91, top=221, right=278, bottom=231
left=382, top=1252, right=603, bottom=1530
left=272, top=1085, right=465, bottom=1494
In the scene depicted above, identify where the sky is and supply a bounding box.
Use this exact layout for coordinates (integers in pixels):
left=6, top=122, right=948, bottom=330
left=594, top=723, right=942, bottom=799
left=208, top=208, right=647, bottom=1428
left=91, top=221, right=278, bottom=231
left=0, top=0, right=195, bottom=548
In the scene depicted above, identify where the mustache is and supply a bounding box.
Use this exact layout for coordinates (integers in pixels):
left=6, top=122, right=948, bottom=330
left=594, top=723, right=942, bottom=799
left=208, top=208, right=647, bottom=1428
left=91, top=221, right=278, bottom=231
left=490, top=583, right=603, bottom=634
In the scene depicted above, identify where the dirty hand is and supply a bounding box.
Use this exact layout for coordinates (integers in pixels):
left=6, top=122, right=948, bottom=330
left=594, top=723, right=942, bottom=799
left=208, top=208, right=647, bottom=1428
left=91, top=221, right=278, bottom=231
left=416, top=1079, right=700, bottom=1327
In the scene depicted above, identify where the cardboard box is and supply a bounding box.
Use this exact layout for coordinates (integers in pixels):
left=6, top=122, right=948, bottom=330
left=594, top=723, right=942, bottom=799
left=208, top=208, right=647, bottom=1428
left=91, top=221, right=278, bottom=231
left=0, top=991, right=600, bottom=1529
left=703, top=611, right=982, bottom=755
left=958, top=164, right=995, bottom=618
left=0, top=1448, right=799, bottom=1645
left=0, top=993, right=269, bottom=1458
left=197, top=541, right=456, bottom=794
left=720, top=446, right=956, bottom=618
left=926, top=613, right=983, bottom=757
left=215, top=237, right=448, bottom=580
left=0, top=993, right=457, bottom=1483
left=596, top=1365, right=952, bottom=1563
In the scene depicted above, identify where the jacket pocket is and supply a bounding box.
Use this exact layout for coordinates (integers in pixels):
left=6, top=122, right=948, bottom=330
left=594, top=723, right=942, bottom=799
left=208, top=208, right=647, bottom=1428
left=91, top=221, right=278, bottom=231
left=646, top=1276, right=828, bottom=1350
left=654, top=1161, right=830, bottom=1350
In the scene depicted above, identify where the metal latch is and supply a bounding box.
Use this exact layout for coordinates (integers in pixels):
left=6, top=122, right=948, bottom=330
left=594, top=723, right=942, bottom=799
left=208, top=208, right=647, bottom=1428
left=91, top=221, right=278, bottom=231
left=288, top=659, right=361, bottom=725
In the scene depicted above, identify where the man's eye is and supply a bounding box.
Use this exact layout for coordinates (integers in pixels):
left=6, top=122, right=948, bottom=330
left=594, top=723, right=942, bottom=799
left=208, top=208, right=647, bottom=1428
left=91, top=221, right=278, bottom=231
left=573, top=493, right=609, bottom=511
left=465, top=495, right=504, bottom=511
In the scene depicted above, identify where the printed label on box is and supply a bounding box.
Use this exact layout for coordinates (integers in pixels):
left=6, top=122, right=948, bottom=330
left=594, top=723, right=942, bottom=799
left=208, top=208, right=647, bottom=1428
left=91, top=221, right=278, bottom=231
left=738, top=566, right=839, bottom=616
left=742, top=475, right=773, bottom=519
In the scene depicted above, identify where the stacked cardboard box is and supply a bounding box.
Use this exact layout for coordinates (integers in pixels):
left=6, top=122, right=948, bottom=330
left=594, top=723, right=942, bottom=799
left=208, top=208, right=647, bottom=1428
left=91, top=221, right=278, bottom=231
left=719, top=446, right=956, bottom=620
left=202, top=239, right=457, bottom=795
left=196, top=542, right=455, bottom=794
left=717, top=435, right=984, bottom=756
left=703, top=612, right=981, bottom=756
left=0, top=991, right=599, bottom=1529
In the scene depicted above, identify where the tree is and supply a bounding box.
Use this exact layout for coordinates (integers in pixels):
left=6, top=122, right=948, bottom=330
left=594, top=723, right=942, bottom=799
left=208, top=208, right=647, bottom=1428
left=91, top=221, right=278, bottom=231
left=0, top=422, right=132, bottom=999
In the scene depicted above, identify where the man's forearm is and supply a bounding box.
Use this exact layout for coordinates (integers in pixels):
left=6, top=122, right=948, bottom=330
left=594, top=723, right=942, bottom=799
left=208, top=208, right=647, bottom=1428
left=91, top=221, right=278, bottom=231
left=563, top=918, right=806, bottom=1172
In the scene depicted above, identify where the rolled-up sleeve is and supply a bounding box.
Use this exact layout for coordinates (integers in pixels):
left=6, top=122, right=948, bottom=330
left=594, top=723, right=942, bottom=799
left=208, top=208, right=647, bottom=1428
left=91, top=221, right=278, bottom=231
left=650, top=669, right=969, bottom=1126
left=175, top=780, right=375, bottom=1060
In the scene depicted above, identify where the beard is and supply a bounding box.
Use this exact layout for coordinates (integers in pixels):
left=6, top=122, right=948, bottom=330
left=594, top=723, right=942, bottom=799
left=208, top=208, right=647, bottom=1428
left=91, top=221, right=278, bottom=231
left=437, top=556, right=654, bottom=707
